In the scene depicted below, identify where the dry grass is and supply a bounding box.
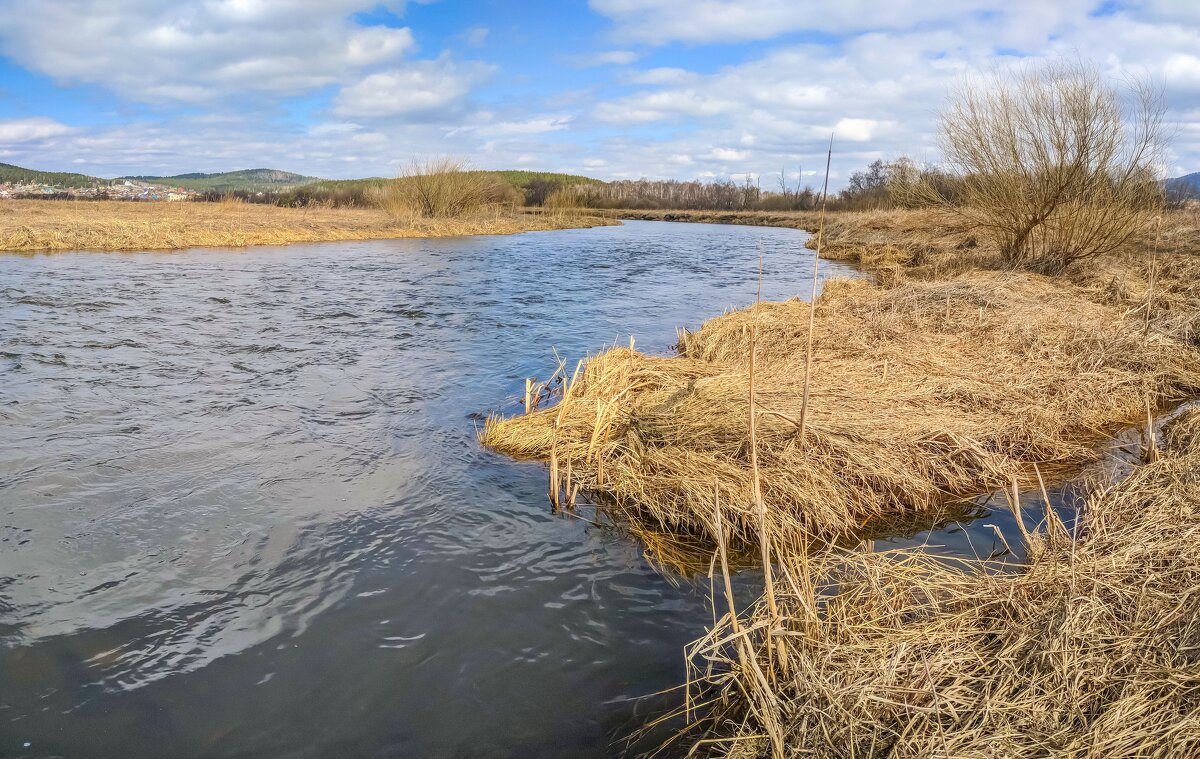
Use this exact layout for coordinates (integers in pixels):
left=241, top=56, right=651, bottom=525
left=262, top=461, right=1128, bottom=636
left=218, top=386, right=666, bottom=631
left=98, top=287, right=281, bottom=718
left=508, top=206, right=1200, bottom=756
left=684, top=406, right=1200, bottom=758
left=481, top=264, right=1200, bottom=553
left=377, top=158, right=523, bottom=220
left=0, top=199, right=615, bottom=253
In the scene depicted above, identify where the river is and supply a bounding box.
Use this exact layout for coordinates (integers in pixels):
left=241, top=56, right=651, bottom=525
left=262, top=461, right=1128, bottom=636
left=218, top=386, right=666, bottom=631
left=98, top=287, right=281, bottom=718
left=0, top=220, right=1071, bottom=757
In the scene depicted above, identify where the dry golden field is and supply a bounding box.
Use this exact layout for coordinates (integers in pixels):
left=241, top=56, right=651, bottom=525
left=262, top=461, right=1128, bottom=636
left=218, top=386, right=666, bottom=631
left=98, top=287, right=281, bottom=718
left=0, top=199, right=615, bottom=253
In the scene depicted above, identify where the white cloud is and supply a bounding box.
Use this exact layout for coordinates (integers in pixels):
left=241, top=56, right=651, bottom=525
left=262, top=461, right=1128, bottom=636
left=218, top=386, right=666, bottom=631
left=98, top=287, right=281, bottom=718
left=710, top=147, right=749, bottom=161
left=0, top=0, right=417, bottom=102
left=461, top=26, right=489, bottom=47
left=0, top=117, right=73, bottom=143
left=4, top=0, right=1200, bottom=189
left=832, top=118, right=888, bottom=142
left=621, top=67, right=696, bottom=85
left=333, top=59, right=493, bottom=119
left=568, top=50, right=641, bottom=67
left=588, top=0, right=1095, bottom=45
left=573, top=3, right=1200, bottom=185
left=482, top=115, right=574, bottom=135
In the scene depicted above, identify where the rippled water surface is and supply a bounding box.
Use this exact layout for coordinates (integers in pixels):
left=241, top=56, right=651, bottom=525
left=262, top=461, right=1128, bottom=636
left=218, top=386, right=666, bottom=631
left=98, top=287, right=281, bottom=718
left=1, top=221, right=868, bottom=758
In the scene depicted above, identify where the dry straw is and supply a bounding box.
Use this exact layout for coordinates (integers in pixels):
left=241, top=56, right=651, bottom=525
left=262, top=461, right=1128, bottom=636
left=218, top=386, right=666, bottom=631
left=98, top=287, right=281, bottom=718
left=481, top=267, right=1200, bottom=557
left=0, top=198, right=613, bottom=253
left=683, top=406, right=1200, bottom=758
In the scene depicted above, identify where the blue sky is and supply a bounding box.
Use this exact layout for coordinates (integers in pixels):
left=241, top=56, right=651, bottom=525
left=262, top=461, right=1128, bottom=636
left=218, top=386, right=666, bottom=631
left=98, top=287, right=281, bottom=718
left=0, top=0, right=1198, bottom=187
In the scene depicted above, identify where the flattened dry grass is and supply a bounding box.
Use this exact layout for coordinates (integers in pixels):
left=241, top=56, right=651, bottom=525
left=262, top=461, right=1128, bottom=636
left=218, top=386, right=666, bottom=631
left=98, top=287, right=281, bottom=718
left=685, top=407, right=1200, bottom=758
left=0, top=199, right=615, bottom=253
left=481, top=269, right=1200, bottom=551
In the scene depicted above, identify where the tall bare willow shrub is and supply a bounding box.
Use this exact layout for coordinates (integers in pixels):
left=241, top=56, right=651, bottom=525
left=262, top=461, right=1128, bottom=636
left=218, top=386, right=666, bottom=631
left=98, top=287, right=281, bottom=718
left=917, top=60, right=1165, bottom=273
left=378, top=158, right=520, bottom=219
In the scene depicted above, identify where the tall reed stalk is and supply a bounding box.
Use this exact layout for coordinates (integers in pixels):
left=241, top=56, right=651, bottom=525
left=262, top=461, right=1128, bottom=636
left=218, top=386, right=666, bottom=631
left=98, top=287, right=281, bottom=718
left=798, top=136, right=834, bottom=443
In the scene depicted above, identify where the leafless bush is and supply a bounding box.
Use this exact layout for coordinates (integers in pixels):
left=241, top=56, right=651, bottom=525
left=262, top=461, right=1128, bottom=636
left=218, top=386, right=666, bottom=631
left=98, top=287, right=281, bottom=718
left=912, top=59, right=1166, bottom=273
left=378, top=158, right=520, bottom=219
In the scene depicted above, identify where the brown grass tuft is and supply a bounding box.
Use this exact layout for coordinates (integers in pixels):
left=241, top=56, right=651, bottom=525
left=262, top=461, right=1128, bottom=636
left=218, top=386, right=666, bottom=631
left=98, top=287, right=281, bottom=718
left=684, top=406, right=1200, bottom=757
left=376, top=158, right=523, bottom=220
left=481, top=267, right=1200, bottom=554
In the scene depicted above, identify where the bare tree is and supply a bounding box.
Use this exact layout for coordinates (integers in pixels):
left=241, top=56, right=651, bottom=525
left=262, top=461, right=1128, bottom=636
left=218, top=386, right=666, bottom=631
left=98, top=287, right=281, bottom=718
left=924, top=59, right=1165, bottom=273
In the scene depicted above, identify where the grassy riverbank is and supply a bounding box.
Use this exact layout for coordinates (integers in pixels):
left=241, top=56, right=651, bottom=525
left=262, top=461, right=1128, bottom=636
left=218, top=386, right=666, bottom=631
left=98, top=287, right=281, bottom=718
left=691, top=406, right=1200, bottom=757
left=0, top=199, right=615, bottom=253
left=482, top=206, right=1200, bottom=755
left=482, top=208, right=1200, bottom=550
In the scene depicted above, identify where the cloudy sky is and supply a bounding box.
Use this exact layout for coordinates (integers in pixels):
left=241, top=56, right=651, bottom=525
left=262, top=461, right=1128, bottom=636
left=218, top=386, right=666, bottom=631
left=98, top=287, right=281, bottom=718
left=0, top=0, right=1198, bottom=187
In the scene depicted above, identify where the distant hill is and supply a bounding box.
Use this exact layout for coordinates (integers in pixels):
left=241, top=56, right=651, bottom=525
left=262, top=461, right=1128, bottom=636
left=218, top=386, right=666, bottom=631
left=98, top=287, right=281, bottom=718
left=1, top=161, right=603, bottom=204
left=0, top=162, right=106, bottom=188
left=1165, top=172, right=1200, bottom=200
left=121, top=168, right=321, bottom=193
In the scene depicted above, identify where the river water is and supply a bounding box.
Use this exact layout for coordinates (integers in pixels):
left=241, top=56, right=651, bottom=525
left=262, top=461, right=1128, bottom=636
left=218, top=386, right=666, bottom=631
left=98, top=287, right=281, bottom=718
left=1, top=221, right=857, bottom=758
left=0, top=219, right=1087, bottom=757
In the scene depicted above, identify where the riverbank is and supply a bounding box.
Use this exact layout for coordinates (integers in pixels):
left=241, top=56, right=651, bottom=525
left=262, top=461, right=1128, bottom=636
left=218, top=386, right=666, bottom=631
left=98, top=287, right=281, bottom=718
left=481, top=207, right=1200, bottom=754
left=482, top=208, right=1200, bottom=551
left=691, top=406, right=1200, bottom=757
left=0, top=200, right=615, bottom=253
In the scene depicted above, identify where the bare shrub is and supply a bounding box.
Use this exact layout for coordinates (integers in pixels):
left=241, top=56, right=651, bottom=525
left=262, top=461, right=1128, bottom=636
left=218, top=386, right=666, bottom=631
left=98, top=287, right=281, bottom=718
left=915, top=59, right=1166, bottom=273
left=378, top=158, right=520, bottom=219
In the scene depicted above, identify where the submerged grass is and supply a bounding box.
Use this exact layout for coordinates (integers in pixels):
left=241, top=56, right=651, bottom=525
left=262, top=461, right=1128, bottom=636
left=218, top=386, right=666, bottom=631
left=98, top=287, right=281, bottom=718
left=685, top=406, right=1200, bottom=758
left=0, top=199, right=615, bottom=253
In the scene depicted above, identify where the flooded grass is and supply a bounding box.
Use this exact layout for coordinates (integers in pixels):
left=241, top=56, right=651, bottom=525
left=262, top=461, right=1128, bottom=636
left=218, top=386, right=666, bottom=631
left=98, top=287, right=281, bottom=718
left=0, top=199, right=614, bottom=253
left=684, top=407, right=1200, bottom=758
left=479, top=206, right=1200, bottom=756
left=481, top=267, right=1200, bottom=555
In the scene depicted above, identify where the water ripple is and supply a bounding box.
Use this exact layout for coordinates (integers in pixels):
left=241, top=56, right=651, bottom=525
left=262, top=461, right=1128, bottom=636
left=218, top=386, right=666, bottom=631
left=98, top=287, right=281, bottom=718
left=0, top=221, right=851, bottom=758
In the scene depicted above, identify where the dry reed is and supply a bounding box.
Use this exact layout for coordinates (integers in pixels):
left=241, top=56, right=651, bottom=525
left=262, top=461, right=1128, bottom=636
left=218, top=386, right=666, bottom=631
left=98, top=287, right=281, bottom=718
left=481, top=267, right=1200, bottom=554
left=683, top=406, right=1200, bottom=757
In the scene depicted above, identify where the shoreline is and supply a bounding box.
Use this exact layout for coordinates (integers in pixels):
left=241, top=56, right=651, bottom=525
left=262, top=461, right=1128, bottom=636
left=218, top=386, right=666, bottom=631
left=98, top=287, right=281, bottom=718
left=483, top=207, right=1200, bottom=550
left=0, top=199, right=617, bottom=254
left=481, top=207, right=1200, bottom=755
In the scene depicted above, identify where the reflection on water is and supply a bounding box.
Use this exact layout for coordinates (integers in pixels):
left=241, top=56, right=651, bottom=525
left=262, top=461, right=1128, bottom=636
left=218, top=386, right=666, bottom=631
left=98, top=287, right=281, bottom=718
left=1, top=221, right=856, bottom=758
left=0, top=219, right=1105, bottom=757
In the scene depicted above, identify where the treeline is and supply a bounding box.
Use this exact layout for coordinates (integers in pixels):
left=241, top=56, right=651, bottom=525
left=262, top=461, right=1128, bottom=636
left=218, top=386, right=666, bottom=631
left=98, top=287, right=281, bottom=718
left=188, top=156, right=1176, bottom=215
left=185, top=161, right=963, bottom=212
left=541, top=159, right=966, bottom=213
left=194, top=171, right=602, bottom=209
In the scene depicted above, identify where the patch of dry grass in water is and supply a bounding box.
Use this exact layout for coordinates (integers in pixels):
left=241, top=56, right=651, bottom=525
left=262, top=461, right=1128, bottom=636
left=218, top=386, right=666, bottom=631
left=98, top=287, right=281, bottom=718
left=686, top=407, right=1200, bottom=757
left=0, top=199, right=615, bottom=253
left=481, top=268, right=1200, bottom=553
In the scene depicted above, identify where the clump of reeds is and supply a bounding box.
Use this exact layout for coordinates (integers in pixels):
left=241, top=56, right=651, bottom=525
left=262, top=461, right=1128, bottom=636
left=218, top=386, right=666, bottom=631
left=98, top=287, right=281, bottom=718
left=682, top=406, right=1200, bottom=757
left=481, top=268, right=1200, bottom=555
left=376, top=158, right=522, bottom=220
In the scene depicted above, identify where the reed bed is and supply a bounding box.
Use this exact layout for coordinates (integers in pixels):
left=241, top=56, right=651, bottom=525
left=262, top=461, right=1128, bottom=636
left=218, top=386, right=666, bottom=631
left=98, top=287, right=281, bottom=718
left=481, top=268, right=1200, bottom=553
left=0, top=200, right=614, bottom=253
left=683, top=406, right=1200, bottom=758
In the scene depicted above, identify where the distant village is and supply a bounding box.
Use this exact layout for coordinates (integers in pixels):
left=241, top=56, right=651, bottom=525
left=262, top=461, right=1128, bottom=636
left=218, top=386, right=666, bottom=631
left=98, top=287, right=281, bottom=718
left=0, top=180, right=197, bottom=201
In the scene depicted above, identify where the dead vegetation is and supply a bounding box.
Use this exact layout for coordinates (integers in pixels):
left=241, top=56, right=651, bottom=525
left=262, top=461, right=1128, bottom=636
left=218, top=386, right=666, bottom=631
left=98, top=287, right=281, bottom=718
left=911, top=59, right=1165, bottom=274
left=480, top=236, right=1200, bottom=553
left=480, top=203, right=1200, bottom=754
left=684, top=406, right=1200, bottom=758
left=0, top=199, right=614, bottom=253
left=377, top=158, right=523, bottom=220
left=479, top=59, right=1200, bottom=757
